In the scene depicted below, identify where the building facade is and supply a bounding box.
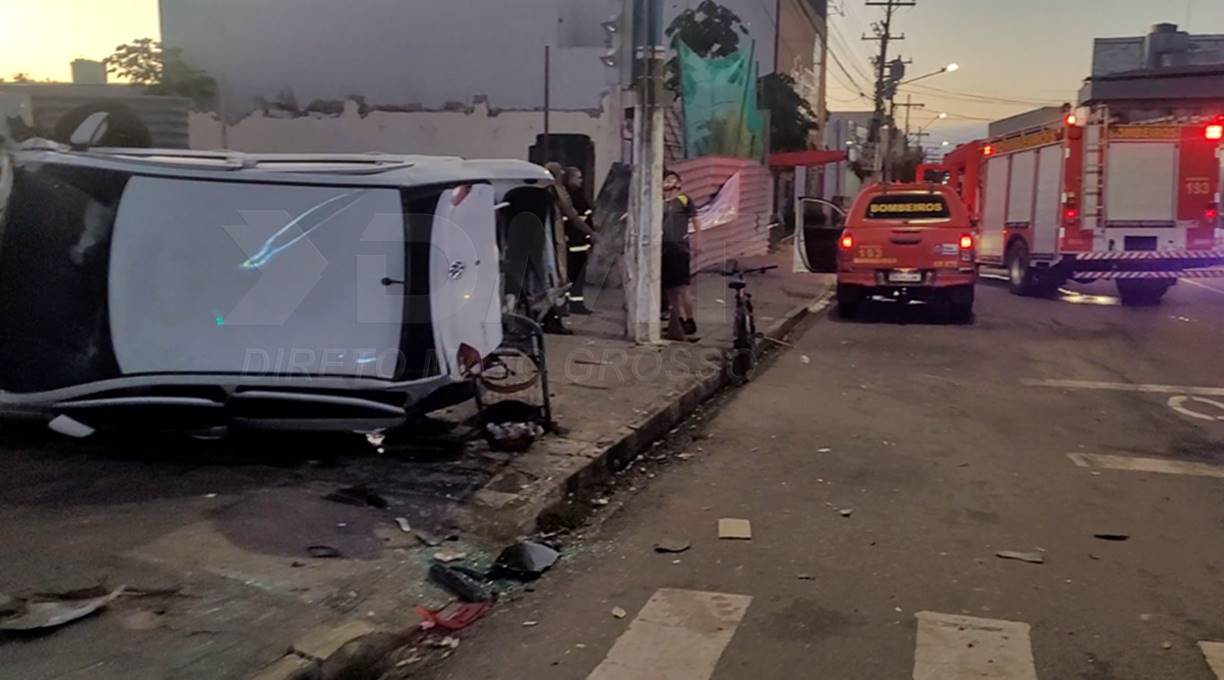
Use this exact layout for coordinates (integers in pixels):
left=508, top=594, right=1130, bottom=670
left=160, top=0, right=828, bottom=186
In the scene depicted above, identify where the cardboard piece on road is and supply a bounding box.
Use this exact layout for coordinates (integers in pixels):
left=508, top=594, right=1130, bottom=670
left=996, top=550, right=1044, bottom=564
left=718, top=518, right=752, bottom=540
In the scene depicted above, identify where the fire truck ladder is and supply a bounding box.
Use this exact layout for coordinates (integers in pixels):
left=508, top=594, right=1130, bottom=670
left=1081, top=106, right=1108, bottom=244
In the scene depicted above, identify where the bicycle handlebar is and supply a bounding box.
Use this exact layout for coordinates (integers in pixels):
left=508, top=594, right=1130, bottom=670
left=720, top=265, right=780, bottom=277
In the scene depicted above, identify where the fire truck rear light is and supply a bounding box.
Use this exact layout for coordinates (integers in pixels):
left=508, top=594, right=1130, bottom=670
left=1207, top=124, right=1224, bottom=141
left=959, top=235, right=973, bottom=250
left=840, top=234, right=854, bottom=249
left=1064, top=114, right=1077, bottom=126
left=1207, top=207, right=1220, bottom=222
left=982, top=144, right=995, bottom=157
left=1065, top=207, right=1078, bottom=220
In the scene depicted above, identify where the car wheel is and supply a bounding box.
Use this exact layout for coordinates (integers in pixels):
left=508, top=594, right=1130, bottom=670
left=837, top=284, right=861, bottom=319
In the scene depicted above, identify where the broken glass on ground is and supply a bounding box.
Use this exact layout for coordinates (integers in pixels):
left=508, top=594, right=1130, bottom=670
left=490, top=541, right=560, bottom=581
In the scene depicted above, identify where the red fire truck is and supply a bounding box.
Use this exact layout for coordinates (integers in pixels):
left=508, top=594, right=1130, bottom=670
left=922, top=109, right=1224, bottom=305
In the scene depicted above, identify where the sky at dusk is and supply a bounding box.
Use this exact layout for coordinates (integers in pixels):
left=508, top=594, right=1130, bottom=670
left=4, top=0, right=1223, bottom=146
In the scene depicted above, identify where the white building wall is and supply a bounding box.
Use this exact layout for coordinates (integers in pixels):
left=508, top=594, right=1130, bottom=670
left=188, top=99, right=621, bottom=192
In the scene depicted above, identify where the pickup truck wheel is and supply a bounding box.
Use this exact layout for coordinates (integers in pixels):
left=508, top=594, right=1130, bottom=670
left=1116, top=280, right=1172, bottom=306
left=836, top=285, right=861, bottom=319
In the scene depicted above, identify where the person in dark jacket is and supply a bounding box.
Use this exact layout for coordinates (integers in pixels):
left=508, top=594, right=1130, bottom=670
left=662, top=169, right=700, bottom=341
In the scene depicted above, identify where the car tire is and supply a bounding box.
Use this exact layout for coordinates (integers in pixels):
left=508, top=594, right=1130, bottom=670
left=837, top=284, right=861, bottom=319
left=1116, top=280, right=1171, bottom=306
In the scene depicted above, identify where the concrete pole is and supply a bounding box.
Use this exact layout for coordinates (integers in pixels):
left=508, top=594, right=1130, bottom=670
left=627, top=52, right=664, bottom=343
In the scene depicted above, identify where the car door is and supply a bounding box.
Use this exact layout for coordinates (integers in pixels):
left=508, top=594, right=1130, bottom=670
left=794, top=197, right=846, bottom=273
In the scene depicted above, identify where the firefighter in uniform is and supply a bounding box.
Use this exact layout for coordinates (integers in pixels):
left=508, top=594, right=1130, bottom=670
left=563, top=166, right=597, bottom=315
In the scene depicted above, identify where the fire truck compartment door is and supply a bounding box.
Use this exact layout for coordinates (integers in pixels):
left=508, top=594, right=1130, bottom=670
left=1032, top=145, right=1063, bottom=255
left=1105, top=142, right=1176, bottom=223
left=980, top=156, right=1010, bottom=259
left=1006, top=150, right=1036, bottom=226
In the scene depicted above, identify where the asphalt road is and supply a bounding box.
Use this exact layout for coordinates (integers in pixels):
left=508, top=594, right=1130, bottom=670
left=429, top=277, right=1224, bottom=680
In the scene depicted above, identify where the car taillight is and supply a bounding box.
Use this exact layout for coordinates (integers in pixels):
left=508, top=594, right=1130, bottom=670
left=840, top=234, right=854, bottom=249
left=457, top=343, right=482, bottom=377
left=959, top=234, right=974, bottom=250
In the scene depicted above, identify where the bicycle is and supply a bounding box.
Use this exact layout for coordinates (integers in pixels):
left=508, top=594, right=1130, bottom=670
left=721, top=263, right=779, bottom=384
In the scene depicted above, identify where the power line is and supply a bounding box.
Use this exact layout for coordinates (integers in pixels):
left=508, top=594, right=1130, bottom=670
left=902, top=83, right=1063, bottom=107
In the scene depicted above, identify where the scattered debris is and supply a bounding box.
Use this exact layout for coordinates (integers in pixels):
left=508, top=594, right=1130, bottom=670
left=1089, top=554, right=1102, bottom=561
left=430, top=636, right=461, bottom=650
left=203, top=493, right=218, bottom=499
left=718, top=518, right=752, bottom=540
left=429, top=564, right=494, bottom=602
left=839, top=508, right=854, bottom=518
left=395, top=517, right=412, bottom=533
left=307, top=545, right=342, bottom=559
left=592, top=498, right=610, bottom=507
left=417, top=602, right=492, bottom=631
left=522, top=620, right=539, bottom=627
left=414, top=529, right=443, bottom=547
left=817, top=448, right=832, bottom=453
left=491, top=541, right=561, bottom=581
left=653, top=538, right=691, bottom=554
left=0, top=586, right=125, bottom=631
left=676, top=453, right=695, bottom=460
left=797, top=574, right=816, bottom=581
left=1092, top=532, right=1130, bottom=542
left=432, top=550, right=468, bottom=564
left=996, top=550, right=1045, bottom=564
left=486, top=421, right=545, bottom=452
left=1162, top=640, right=1174, bottom=650
left=801, top=355, right=811, bottom=364
left=324, top=485, right=389, bottom=509
left=611, top=607, right=627, bottom=619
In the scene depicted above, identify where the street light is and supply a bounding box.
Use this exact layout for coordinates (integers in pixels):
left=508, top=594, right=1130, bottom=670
left=917, top=112, right=948, bottom=135
left=899, top=63, right=960, bottom=87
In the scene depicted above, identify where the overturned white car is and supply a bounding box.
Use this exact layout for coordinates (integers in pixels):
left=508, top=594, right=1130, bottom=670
left=0, top=139, right=559, bottom=434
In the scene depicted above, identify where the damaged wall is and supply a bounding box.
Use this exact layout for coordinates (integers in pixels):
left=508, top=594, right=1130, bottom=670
left=188, top=99, right=621, bottom=190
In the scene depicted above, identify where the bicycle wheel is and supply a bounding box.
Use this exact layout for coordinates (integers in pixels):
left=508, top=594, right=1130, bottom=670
left=730, top=305, right=757, bottom=384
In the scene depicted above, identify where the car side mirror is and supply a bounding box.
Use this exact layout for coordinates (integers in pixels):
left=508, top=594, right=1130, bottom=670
left=70, top=112, right=110, bottom=150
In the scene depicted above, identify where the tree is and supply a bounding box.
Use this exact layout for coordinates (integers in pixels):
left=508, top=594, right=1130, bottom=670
left=107, top=38, right=217, bottom=108
left=664, top=0, right=750, bottom=90
left=10, top=73, right=32, bottom=83
left=760, top=73, right=819, bottom=151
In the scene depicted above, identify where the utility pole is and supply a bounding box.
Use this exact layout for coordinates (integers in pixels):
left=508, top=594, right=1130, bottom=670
left=863, top=0, right=915, bottom=182
left=626, top=0, right=665, bottom=343
left=896, top=94, right=925, bottom=140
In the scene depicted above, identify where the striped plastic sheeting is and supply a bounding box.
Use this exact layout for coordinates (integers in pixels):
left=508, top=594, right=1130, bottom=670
left=1074, top=249, right=1224, bottom=261
left=670, top=156, right=772, bottom=273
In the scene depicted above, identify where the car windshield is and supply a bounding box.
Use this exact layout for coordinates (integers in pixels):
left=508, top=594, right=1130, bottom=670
left=0, top=162, right=126, bottom=392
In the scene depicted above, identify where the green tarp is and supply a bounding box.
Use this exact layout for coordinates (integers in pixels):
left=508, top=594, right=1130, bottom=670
left=677, top=39, right=765, bottom=159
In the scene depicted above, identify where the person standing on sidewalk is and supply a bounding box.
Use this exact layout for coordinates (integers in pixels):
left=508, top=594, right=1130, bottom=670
left=542, top=162, right=589, bottom=334
left=564, top=166, right=596, bottom=315
left=662, top=169, right=699, bottom=341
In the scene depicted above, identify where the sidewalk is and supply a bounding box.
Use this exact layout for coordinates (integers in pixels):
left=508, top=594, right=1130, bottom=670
left=0, top=250, right=832, bottom=680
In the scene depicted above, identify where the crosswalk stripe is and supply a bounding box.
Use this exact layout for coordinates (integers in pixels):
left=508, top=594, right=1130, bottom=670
left=1202, top=642, right=1224, bottom=678
left=1021, top=378, right=1224, bottom=397
left=913, top=612, right=1038, bottom=680
left=1068, top=452, right=1224, bottom=479
left=586, top=588, right=752, bottom=680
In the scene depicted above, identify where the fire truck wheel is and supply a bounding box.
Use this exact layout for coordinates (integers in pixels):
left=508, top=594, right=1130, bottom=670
left=1116, top=280, right=1171, bottom=306
left=1004, top=241, right=1054, bottom=297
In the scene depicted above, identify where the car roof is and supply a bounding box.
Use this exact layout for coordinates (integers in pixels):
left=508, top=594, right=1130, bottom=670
left=11, top=141, right=554, bottom=188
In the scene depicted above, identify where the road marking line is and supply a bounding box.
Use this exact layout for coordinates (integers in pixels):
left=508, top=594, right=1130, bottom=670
left=1021, top=378, right=1224, bottom=397
left=1201, top=641, right=1224, bottom=678
left=586, top=589, right=752, bottom=680
left=1169, top=395, right=1224, bottom=422
left=1184, top=278, right=1224, bottom=297
left=1068, top=453, right=1224, bottom=479
left=913, top=612, right=1037, bottom=680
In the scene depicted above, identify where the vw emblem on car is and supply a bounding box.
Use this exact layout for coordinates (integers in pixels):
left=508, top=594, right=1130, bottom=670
left=448, top=261, right=466, bottom=280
